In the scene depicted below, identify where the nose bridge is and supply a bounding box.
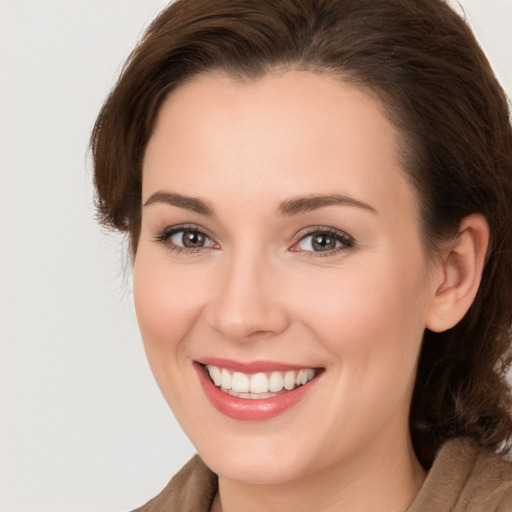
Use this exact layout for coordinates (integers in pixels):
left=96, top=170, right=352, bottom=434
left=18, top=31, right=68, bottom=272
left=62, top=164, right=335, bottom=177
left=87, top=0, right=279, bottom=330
left=208, top=245, right=288, bottom=341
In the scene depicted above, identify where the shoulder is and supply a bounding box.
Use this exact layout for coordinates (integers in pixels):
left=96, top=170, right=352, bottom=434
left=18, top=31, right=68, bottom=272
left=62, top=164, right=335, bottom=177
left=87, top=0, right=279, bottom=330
left=130, top=455, right=217, bottom=512
left=409, top=437, right=512, bottom=512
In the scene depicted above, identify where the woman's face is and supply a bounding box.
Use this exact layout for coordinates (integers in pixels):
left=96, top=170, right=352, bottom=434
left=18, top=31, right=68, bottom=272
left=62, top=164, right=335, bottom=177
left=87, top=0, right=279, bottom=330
left=134, top=71, right=439, bottom=484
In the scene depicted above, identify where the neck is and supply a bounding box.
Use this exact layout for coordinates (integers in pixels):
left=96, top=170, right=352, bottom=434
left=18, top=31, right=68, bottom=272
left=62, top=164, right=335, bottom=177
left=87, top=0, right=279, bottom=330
left=212, top=432, right=426, bottom=512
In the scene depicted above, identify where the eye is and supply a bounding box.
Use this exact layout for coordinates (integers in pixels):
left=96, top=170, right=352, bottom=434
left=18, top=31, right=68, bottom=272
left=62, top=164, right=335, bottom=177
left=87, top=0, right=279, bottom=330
left=293, top=228, right=354, bottom=254
left=170, top=229, right=214, bottom=248
left=155, top=226, right=217, bottom=252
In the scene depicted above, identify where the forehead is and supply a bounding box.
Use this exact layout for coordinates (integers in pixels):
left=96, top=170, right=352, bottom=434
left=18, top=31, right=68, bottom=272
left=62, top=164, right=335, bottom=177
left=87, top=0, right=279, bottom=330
left=142, top=70, right=417, bottom=221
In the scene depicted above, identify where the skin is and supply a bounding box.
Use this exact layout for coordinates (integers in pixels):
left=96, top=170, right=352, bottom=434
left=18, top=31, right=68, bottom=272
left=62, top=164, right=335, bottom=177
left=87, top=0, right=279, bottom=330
left=133, top=70, right=488, bottom=511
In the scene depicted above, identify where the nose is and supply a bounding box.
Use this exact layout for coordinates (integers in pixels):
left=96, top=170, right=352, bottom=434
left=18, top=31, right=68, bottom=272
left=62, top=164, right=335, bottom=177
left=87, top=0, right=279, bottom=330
left=206, top=250, right=290, bottom=342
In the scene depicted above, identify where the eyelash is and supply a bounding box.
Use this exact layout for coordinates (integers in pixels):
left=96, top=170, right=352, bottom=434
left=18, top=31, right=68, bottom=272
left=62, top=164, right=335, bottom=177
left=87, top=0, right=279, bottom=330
left=154, top=225, right=355, bottom=256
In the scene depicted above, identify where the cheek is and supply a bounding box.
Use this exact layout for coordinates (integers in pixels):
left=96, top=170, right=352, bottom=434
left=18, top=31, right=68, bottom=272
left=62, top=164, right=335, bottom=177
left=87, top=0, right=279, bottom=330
left=132, top=250, right=208, bottom=371
left=292, top=257, right=430, bottom=440
left=290, top=251, right=430, bottom=371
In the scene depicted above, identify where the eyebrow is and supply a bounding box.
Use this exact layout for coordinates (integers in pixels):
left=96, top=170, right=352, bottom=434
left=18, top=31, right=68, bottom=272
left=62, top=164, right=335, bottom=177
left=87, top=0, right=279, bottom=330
left=277, top=194, right=377, bottom=216
left=144, top=191, right=215, bottom=216
left=143, top=191, right=377, bottom=217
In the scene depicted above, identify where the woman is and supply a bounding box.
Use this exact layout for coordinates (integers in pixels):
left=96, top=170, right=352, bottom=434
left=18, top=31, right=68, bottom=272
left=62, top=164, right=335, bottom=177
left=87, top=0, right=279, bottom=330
left=91, top=0, right=512, bottom=510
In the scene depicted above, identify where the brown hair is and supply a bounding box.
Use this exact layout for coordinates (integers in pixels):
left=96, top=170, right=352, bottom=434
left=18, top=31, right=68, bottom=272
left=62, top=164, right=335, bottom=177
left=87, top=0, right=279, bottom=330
left=90, top=0, right=512, bottom=467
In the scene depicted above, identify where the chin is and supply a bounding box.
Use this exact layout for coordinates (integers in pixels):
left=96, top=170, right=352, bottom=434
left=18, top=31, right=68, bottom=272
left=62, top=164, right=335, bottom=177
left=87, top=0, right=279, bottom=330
left=201, top=446, right=308, bottom=485
left=187, top=415, right=334, bottom=486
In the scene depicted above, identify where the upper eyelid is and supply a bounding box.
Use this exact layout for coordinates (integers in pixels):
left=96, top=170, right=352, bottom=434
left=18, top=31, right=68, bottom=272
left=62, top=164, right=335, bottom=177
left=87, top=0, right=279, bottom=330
left=158, top=224, right=216, bottom=240
left=295, top=226, right=354, bottom=241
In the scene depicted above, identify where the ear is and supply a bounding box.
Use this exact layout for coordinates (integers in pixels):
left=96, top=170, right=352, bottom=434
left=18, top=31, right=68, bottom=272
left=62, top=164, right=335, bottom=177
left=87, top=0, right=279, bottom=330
left=426, top=214, right=489, bottom=333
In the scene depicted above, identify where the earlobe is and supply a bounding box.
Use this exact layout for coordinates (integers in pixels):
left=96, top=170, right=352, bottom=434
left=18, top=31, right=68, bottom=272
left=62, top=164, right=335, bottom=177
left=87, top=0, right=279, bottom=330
left=426, top=214, right=489, bottom=333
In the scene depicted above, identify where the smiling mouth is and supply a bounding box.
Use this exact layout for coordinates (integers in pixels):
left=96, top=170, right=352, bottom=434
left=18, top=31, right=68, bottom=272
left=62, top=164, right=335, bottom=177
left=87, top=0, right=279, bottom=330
left=203, top=364, right=320, bottom=399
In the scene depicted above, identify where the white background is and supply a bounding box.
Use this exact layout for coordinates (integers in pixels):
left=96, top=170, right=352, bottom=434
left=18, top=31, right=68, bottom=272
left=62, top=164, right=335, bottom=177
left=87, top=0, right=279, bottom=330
left=0, top=1, right=511, bottom=511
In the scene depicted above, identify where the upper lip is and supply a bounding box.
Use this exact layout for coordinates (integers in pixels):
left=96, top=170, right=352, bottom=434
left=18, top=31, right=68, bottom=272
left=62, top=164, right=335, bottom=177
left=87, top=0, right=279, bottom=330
left=196, top=357, right=321, bottom=373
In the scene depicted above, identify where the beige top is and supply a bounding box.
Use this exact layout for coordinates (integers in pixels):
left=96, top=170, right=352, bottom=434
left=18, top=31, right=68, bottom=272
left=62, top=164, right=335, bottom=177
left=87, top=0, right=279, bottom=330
left=132, top=438, right=512, bottom=512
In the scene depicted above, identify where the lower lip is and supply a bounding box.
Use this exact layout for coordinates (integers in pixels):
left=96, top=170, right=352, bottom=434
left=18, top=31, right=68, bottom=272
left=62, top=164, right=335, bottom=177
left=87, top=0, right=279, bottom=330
left=195, top=363, right=321, bottom=421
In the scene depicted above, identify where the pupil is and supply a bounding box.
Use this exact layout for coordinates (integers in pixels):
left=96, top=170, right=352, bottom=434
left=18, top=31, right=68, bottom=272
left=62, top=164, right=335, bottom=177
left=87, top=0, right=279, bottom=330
left=183, top=231, right=204, bottom=248
left=312, top=234, right=336, bottom=251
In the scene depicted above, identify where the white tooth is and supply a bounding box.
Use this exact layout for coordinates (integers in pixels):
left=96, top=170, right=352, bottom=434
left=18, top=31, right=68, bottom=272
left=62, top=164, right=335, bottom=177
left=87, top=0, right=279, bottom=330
left=284, top=370, right=296, bottom=390
left=305, top=369, right=315, bottom=382
left=268, top=372, right=284, bottom=392
left=207, top=365, right=222, bottom=386
left=221, top=369, right=232, bottom=390
left=296, top=369, right=307, bottom=386
left=249, top=373, right=269, bottom=393
left=231, top=372, right=250, bottom=393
